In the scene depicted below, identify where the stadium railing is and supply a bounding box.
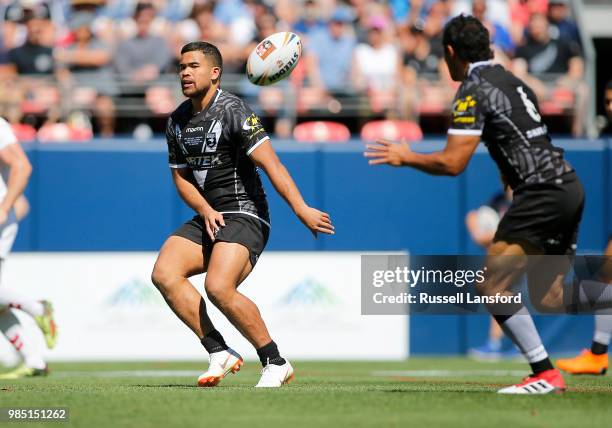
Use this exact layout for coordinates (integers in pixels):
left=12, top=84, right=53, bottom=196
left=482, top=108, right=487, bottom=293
left=1, top=70, right=586, bottom=137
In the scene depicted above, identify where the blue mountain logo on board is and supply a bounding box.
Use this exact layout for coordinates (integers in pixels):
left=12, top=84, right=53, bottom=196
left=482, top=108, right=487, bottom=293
left=277, top=277, right=339, bottom=308
left=106, top=278, right=161, bottom=308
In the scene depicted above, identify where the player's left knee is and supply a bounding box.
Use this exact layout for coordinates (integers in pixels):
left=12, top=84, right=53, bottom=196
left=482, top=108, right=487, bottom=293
left=204, top=280, right=234, bottom=307
left=151, top=264, right=178, bottom=294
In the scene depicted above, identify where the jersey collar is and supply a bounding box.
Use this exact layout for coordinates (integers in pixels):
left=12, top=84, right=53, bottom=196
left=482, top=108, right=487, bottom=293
left=192, top=88, right=222, bottom=117
left=468, top=60, right=494, bottom=76
left=213, top=88, right=222, bottom=103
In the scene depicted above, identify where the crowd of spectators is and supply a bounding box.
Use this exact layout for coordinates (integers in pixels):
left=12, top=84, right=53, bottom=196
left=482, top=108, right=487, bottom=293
left=0, top=0, right=589, bottom=139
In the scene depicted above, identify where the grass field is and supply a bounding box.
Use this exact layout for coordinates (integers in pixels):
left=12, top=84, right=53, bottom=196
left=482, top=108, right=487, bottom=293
left=1, top=358, right=611, bottom=428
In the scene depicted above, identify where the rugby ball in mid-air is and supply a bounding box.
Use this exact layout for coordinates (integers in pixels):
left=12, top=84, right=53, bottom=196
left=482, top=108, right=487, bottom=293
left=247, top=32, right=302, bottom=86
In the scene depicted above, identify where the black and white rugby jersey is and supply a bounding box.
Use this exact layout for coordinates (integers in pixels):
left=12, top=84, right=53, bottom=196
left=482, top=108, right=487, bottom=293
left=448, top=61, right=573, bottom=189
left=166, top=89, right=270, bottom=226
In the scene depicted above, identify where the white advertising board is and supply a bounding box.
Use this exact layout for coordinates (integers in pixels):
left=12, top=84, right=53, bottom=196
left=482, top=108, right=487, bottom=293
left=0, top=252, right=407, bottom=362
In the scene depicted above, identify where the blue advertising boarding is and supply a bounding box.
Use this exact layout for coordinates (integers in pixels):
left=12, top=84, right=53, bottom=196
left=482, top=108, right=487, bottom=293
left=15, top=138, right=612, bottom=355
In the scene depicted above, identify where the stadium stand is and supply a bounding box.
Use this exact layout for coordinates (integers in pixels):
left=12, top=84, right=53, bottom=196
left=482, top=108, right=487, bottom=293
left=0, top=0, right=592, bottom=138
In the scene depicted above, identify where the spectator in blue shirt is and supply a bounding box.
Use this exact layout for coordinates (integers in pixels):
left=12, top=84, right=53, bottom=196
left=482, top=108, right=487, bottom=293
left=472, top=0, right=514, bottom=56
left=305, top=7, right=356, bottom=95
left=547, top=0, right=581, bottom=49
left=293, top=0, right=325, bottom=39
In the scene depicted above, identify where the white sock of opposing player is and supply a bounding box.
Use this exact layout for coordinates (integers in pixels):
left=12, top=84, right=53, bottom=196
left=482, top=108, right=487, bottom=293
left=0, top=290, right=44, bottom=317
left=494, top=306, right=554, bottom=374
left=0, top=308, right=46, bottom=369
left=593, top=312, right=612, bottom=346
left=590, top=310, right=612, bottom=355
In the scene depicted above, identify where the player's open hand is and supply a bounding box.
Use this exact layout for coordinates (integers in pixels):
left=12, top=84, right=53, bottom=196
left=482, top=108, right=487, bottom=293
left=364, top=139, right=411, bottom=166
left=296, top=206, right=334, bottom=238
left=200, top=208, right=226, bottom=241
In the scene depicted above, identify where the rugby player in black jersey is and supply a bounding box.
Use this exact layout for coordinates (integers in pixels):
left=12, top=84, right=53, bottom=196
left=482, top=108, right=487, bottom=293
left=365, top=15, right=612, bottom=394
left=152, top=41, right=334, bottom=388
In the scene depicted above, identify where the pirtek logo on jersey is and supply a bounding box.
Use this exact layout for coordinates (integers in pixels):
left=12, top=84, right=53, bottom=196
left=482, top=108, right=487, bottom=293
left=185, top=127, right=204, bottom=133
left=188, top=154, right=221, bottom=168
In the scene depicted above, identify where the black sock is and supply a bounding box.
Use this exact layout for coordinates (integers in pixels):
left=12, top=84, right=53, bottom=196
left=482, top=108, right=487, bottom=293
left=256, top=341, right=286, bottom=366
left=591, top=341, right=609, bottom=355
left=201, top=330, right=228, bottom=354
left=530, top=357, right=554, bottom=375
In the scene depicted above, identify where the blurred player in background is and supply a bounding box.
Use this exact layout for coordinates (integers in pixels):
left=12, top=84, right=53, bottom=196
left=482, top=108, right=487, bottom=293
left=600, top=80, right=612, bottom=135
left=555, top=80, right=612, bottom=375
left=556, top=237, right=612, bottom=375
left=365, top=15, right=612, bottom=394
left=151, top=42, right=334, bottom=388
left=465, top=188, right=519, bottom=361
left=0, top=118, right=57, bottom=379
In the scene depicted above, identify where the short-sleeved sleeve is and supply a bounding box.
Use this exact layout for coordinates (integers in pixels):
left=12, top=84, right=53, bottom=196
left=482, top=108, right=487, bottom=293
left=447, top=83, right=486, bottom=137
left=166, top=116, right=187, bottom=168
left=230, top=100, right=270, bottom=156
left=0, top=118, right=18, bottom=150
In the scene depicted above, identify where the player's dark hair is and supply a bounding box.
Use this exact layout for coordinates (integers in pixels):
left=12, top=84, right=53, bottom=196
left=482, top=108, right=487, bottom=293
left=442, top=15, right=493, bottom=63
left=607, top=79, right=612, bottom=91
left=181, top=41, right=223, bottom=76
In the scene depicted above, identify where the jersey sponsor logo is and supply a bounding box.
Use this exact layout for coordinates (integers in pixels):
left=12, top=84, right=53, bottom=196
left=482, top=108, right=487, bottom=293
left=180, top=120, right=222, bottom=154
left=187, top=154, right=222, bottom=168
left=453, top=117, right=476, bottom=124
left=453, top=95, right=477, bottom=114
left=452, top=95, right=477, bottom=125
left=242, top=113, right=265, bottom=139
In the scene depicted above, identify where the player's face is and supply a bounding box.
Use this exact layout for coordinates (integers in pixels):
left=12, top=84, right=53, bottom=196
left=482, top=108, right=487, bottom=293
left=605, top=89, right=612, bottom=120
left=179, top=51, right=220, bottom=98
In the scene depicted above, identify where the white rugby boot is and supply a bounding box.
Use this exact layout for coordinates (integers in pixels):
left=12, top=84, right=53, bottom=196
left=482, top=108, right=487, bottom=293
left=255, top=360, right=294, bottom=388
left=197, top=348, right=243, bottom=387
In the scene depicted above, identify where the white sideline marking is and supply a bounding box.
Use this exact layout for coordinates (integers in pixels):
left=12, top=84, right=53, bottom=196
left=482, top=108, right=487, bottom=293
left=372, top=370, right=527, bottom=378
left=53, top=370, right=203, bottom=378
left=49, top=369, right=529, bottom=379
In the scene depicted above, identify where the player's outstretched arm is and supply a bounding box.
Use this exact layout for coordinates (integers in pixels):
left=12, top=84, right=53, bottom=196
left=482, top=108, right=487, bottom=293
left=250, top=140, right=334, bottom=237
left=364, top=134, right=480, bottom=176
left=0, top=142, right=32, bottom=224
left=171, top=168, right=224, bottom=241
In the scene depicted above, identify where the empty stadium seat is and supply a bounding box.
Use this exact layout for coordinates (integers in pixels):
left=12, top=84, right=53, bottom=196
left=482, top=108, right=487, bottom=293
left=38, top=123, right=93, bottom=143
left=10, top=123, right=37, bottom=142
left=360, top=120, right=423, bottom=142
left=293, top=121, right=351, bottom=143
